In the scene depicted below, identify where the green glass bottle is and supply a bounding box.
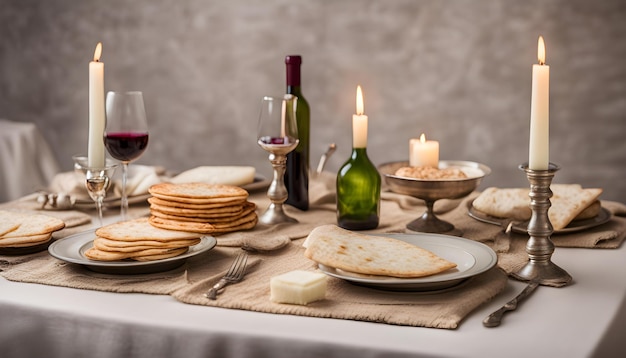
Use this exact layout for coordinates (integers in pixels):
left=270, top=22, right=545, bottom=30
left=336, top=86, right=381, bottom=230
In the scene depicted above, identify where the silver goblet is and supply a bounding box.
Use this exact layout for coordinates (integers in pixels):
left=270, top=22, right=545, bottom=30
left=256, top=95, right=299, bottom=224
left=380, top=160, right=490, bottom=235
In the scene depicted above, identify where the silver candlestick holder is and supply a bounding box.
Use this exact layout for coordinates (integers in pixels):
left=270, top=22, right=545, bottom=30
left=510, top=163, right=572, bottom=287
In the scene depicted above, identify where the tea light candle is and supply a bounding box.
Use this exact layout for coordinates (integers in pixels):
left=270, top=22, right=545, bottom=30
left=352, top=85, right=368, bottom=148
left=88, top=42, right=105, bottom=168
left=409, top=133, right=439, bottom=168
left=529, top=36, right=550, bottom=170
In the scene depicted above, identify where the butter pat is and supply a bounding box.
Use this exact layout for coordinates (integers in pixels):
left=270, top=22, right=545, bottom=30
left=270, top=270, right=327, bottom=305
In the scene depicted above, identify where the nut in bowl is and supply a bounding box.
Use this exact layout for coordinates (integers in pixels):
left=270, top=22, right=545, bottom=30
left=379, top=160, right=490, bottom=235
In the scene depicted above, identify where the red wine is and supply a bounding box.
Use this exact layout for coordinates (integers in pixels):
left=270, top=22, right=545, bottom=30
left=258, top=136, right=299, bottom=154
left=104, top=132, right=149, bottom=162
left=284, top=55, right=310, bottom=211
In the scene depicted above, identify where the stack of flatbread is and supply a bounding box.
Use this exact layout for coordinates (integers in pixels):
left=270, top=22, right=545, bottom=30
left=303, top=225, right=457, bottom=278
left=85, top=218, right=203, bottom=261
left=0, top=210, right=65, bottom=248
left=472, top=184, right=603, bottom=230
left=147, top=182, right=258, bottom=235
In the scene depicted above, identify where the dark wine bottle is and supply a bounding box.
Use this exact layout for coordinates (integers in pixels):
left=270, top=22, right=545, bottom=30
left=284, top=55, right=310, bottom=211
left=337, top=86, right=381, bottom=230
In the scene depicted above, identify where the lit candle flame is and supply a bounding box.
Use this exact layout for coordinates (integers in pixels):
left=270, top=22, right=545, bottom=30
left=420, top=133, right=426, bottom=143
left=93, top=42, right=102, bottom=62
left=537, top=36, right=546, bottom=65
left=356, top=85, right=364, bottom=115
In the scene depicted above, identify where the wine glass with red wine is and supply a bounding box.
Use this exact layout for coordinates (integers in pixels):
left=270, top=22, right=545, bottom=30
left=104, top=91, right=149, bottom=221
left=257, top=95, right=299, bottom=224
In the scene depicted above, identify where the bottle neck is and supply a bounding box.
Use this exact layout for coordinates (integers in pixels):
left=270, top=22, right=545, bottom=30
left=286, top=65, right=301, bottom=87
left=351, top=147, right=369, bottom=159
left=286, top=85, right=302, bottom=95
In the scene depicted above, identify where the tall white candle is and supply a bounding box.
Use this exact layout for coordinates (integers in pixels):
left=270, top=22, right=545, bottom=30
left=409, top=133, right=439, bottom=168
left=88, top=42, right=106, bottom=168
left=529, top=36, right=550, bottom=170
left=352, top=85, right=368, bottom=148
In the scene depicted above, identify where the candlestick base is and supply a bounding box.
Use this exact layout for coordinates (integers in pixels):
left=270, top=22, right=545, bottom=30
left=512, top=163, right=572, bottom=288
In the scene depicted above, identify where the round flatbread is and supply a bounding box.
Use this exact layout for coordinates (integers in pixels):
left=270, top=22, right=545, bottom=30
left=0, top=233, right=52, bottom=247
left=0, top=211, right=65, bottom=238
left=95, top=217, right=202, bottom=241
left=93, top=237, right=201, bottom=252
left=303, top=225, right=457, bottom=278
left=149, top=213, right=257, bottom=234
left=84, top=246, right=188, bottom=261
left=150, top=201, right=256, bottom=223
left=148, top=197, right=247, bottom=210
left=149, top=182, right=248, bottom=201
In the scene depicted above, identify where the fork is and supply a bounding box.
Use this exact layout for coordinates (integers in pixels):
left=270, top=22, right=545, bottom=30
left=204, top=252, right=248, bottom=300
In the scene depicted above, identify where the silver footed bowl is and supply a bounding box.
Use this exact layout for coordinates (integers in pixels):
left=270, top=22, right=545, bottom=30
left=379, top=160, right=491, bottom=234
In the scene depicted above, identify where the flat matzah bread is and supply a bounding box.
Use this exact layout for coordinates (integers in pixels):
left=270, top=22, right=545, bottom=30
left=93, top=237, right=201, bottom=252
left=84, top=246, right=188, bottom=261
left=149, top=182, right=248, bottom=200
left=303, top=225, right=457, bottom=278
left=148, top=212, right=258, bottom=234
left=148, top=197, right=246, bottom=210
left=0, top=211, right=65, bottom=238
left=150, top=202, right=256, bottom=223
left=472, top=184, right=603, bottom=230
left=170, top=166, right=256, bottom=186
left=95, top=218, right=202, bottom=241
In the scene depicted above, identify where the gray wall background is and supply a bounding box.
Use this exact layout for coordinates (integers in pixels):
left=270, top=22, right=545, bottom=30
left=1, top=0, right=625, bottom=202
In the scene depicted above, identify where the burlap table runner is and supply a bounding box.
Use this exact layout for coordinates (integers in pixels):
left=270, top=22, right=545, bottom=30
left=1, top=173, right=625, bottom=329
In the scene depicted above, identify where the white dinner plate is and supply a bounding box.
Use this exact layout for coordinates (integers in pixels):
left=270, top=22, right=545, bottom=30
left=48, top=230, right=217, bottom=275
left=317, top=233, right=497, bottom=292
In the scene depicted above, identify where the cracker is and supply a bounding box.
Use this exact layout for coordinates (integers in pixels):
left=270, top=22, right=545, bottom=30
left=149, top=182, right=248, bottom=200
left=132, top=248, right=189, bottom=261
left=148, top=201, right=245, bottom=218
left=303, top=225, right=456, bottom=278
left=0, top=211, right=65, bottom=238
left=473, top=185, right=604, bottom=230
left=150, top=202, right=256, bottom=223
left=472, top=187, right=531, bottom=221
left=149, top=212, right=257, bottom=234
left=148, top=197, right=246, bottom=210
left=573, top=200, right=601, bottom=221
left=95, top=217, right=202, bottom=241
left=93, top=237, right=201, bottom=252
left=550, top=185, right=603, bottom=230
left=84, top=246, right=187, bottom=261
left=0, top=233, right=52, bottom=247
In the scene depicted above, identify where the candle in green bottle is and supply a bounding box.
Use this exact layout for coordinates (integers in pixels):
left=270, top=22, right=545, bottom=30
left=336, top=85, right=381, bottom=230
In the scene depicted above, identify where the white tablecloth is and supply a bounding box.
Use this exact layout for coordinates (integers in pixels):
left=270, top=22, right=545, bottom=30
left=1, top=239, right=625, bottom=357
left=0, top=119, right=60, bottom=202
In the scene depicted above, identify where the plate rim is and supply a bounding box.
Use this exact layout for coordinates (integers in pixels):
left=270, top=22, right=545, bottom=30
left=48, top=229, right=217, bottom=269
left=317, top=233, right=497, bottom=288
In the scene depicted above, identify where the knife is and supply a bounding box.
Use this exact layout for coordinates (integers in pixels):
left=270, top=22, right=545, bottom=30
left=483, top=281, right=539, bottom=327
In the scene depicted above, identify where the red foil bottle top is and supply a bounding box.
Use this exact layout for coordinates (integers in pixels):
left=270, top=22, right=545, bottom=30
left=285, top=55, right=302, bottom=86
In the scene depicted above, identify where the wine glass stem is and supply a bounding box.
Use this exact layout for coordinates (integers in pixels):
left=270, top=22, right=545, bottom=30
left=96, top=197, right=104, bottom=227
left=121, top=162, right=129, bottom=221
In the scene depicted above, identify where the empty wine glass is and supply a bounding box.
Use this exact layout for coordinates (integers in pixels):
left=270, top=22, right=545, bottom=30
left=257, top=95, right=299, bottom=224
left=73, top=155, right=118, bottom=227
left=104, top=91, right=149, bottom=221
